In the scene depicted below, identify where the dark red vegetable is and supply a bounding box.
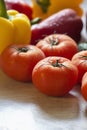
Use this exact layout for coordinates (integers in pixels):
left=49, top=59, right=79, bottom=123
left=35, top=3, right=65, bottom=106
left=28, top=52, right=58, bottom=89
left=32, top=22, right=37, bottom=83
left=5, top=0, right=33, bottom=20
left=31, top=8, right=83, bottom=45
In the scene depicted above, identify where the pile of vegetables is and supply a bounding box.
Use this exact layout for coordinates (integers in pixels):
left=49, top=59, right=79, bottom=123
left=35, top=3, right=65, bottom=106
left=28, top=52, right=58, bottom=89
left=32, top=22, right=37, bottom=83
left=1, top=0, right=87, bottom=100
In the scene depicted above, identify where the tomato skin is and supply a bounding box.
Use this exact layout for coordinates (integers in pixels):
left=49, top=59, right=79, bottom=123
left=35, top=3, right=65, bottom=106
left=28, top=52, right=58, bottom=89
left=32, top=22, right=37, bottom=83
left=0, top=44, right=45, bottom=82
left=36, top=34, right=78, bottom=60
left=71, top=50, right=87, bottom=83
left=81, top=72, right=87, bottom=101
left=32, top=56, right=78, bottom=96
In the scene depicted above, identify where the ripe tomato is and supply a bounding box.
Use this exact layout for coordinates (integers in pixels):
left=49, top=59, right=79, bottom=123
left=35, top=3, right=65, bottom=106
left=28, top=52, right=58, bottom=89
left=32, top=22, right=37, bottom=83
left=32, top=56, right=78, bottom=96
left=0, top=44, right=45, bottom=82
left=81, top=72, right=87, bottom=101
left=36, top=34, right=78, bottom=60
left=71, top=50, right=87, bottom=83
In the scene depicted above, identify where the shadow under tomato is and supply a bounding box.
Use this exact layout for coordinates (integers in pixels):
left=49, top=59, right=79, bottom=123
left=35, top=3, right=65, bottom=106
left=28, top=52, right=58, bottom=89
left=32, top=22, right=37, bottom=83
left=83, top=103, right=87, bottom=118
left=32, top=91, right=80, bottom=120
left=0, top=69, right=80, bottom=120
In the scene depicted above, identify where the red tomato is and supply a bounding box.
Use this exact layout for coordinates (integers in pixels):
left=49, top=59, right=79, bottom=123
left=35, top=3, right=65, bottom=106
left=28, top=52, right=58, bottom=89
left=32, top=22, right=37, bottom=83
left=71, top=50, right=87, bottom=83
left=81, top=72, right=87, bottom=101
left=0, top=44, right=45, bottom=82
left=32, top=56, right=78, bottom=96
left=36, top=34, right=78, bottom=60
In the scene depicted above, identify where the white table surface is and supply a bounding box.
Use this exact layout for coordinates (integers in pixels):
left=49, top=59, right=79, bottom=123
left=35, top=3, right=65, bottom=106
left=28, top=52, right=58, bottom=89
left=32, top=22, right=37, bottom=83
left=0, top=0, right=87, bottom=130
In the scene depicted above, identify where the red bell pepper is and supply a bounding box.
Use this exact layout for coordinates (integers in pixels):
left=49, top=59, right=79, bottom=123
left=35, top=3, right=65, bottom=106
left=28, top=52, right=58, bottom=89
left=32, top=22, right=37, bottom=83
left=31, top=9, right=83, bottom=45
left=5, top=0, right=33, bottom=20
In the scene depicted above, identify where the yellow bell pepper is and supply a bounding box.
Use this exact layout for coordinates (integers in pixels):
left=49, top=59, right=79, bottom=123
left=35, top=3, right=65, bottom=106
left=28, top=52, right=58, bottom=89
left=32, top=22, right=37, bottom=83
left=32, top=0, right=83, bottom=19
left=0, top=0, right=31, bottom=54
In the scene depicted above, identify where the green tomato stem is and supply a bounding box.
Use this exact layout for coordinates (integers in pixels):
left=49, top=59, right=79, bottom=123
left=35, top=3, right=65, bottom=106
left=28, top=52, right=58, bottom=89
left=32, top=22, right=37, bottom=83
left=18, top=47, right=29, bottom=53
left=52, top=60, right=62, bottom=67
left=50, top=38, right=58, bottom=46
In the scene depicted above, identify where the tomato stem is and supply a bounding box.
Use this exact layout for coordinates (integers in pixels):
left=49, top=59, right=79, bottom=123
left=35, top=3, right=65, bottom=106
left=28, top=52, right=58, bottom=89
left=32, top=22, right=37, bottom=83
left=49, top=37, right=58, bottom=46
left=18, top=47, right=29, bottom=53
left=11, top=46, right=29, bottom=53
left=52, top=60, right=65, bottom=67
